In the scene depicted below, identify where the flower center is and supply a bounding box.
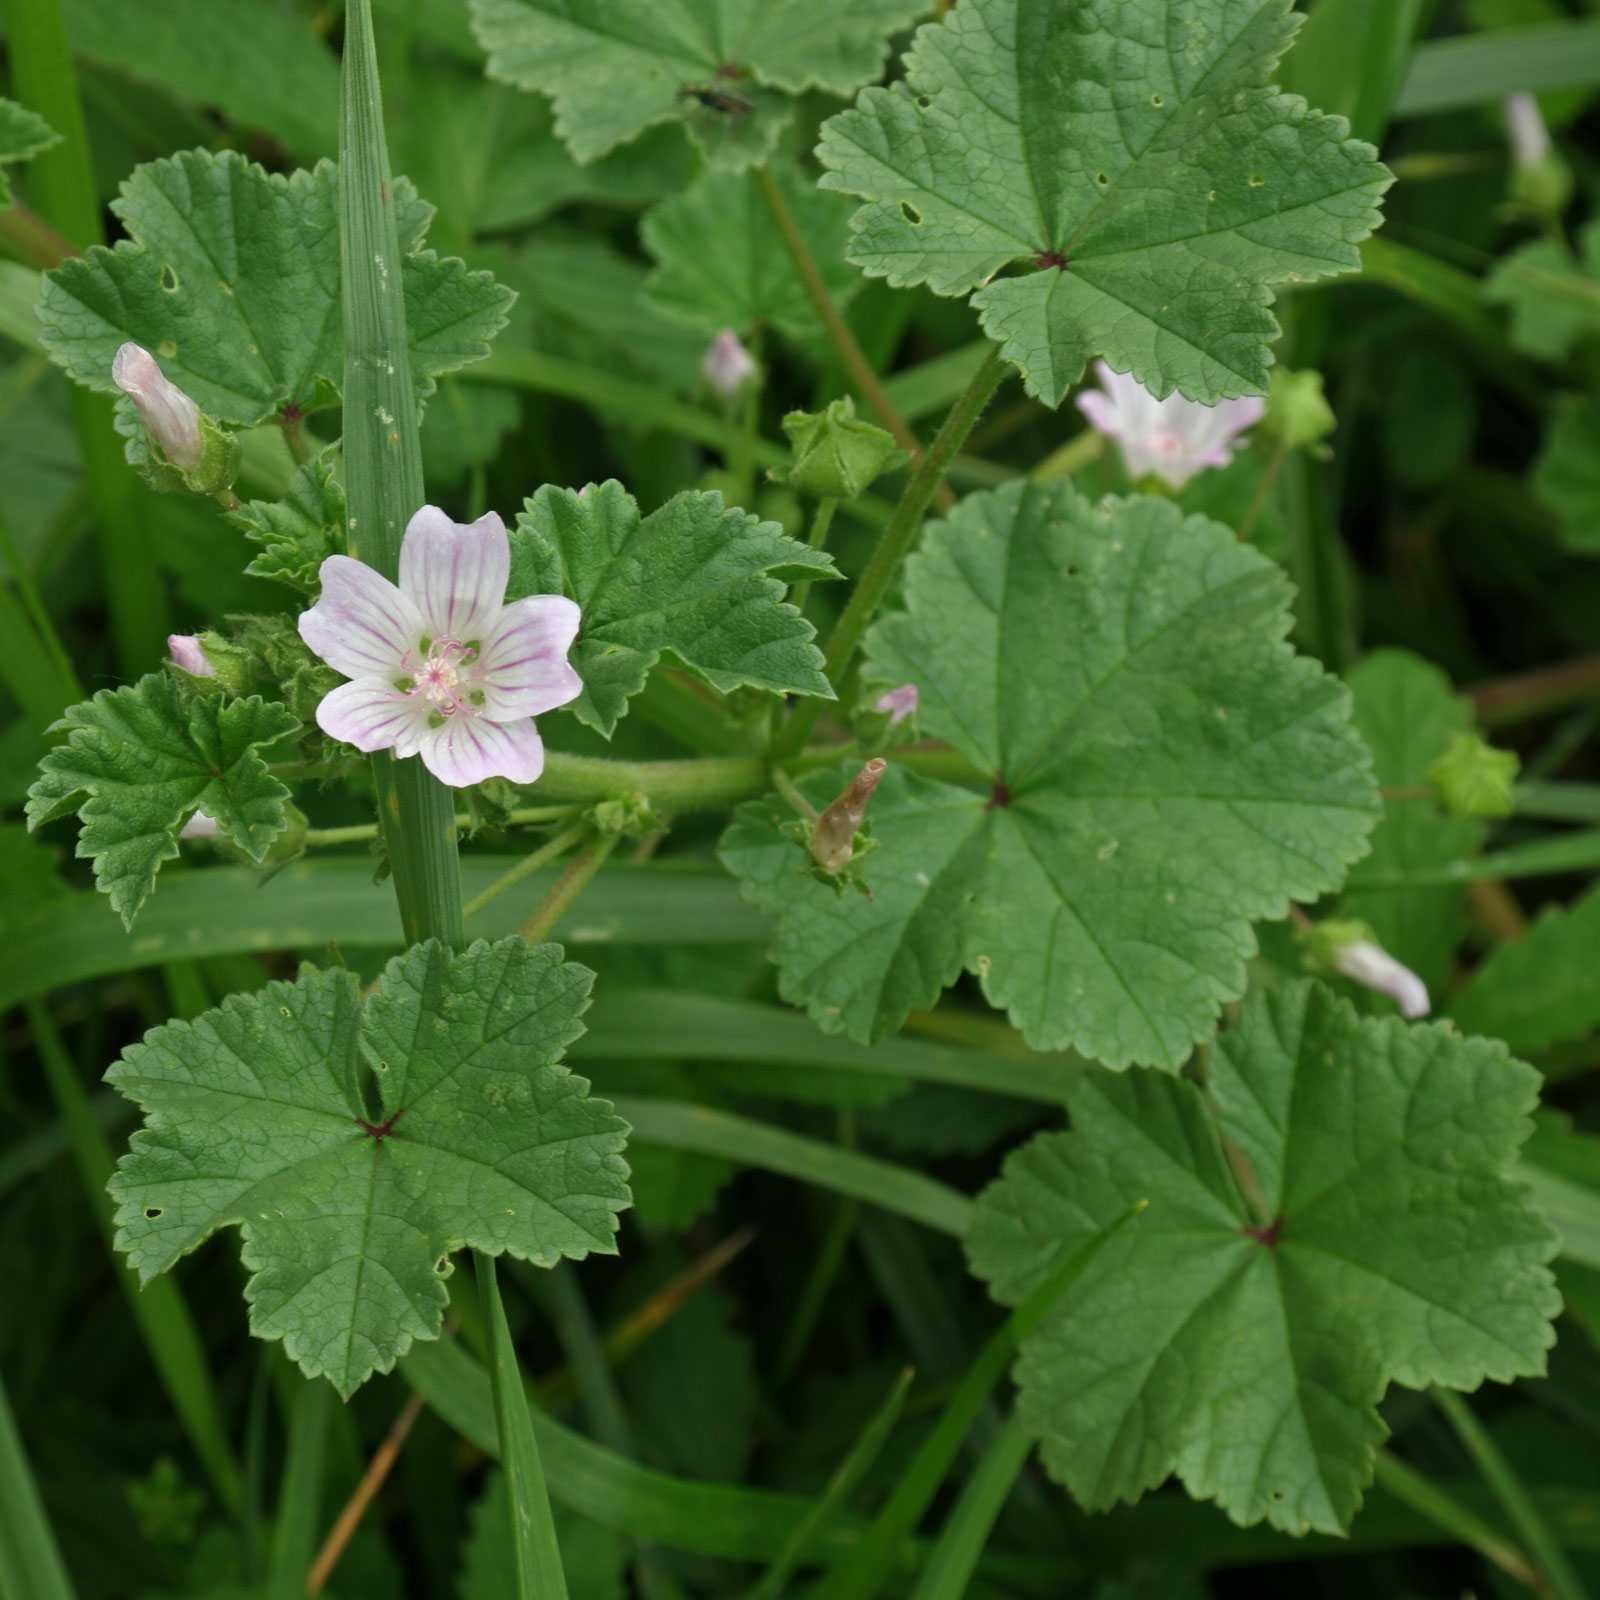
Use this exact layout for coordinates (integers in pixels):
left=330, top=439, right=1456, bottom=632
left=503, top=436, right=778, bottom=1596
left=407, top=637, right=480, bottom=717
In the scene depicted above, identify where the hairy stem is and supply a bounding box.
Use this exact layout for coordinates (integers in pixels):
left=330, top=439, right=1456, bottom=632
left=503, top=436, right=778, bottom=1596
left=519, top=833, right=621, bottom=943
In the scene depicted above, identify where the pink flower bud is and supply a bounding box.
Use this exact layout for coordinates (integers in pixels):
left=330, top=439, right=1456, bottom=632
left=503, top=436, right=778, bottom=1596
left=180, top=809, right=220, bottom=841
left=1504, top=92, right=1551, bottom=170
left=701, top=330, right=757, bottom=398
left=1334, top=939, right=1430, bottom=1019
left=113, top=342, right=203, bottom=472
left=167, top=633, right=215, bottom=677
left=873, top=683, right=918, bottom=728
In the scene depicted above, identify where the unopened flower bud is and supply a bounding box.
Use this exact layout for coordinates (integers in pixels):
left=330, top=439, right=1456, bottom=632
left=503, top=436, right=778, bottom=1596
left=1299, top=917, right=1430, bottom=1019
left=776, top=397, right=905, bottom=500
left=167, top=633, right=215, bottom=678
left=1262, top=369, right=1335, bottom=452
left=1504, top=92, right=1573, bottom=218
left=701, top=330, right=757, bottom=398
left=113, top=343, right=203, bottom=472
left=810, top=758, right=886, bottom=875
left=1427, top=731, right=1519, bottom=819
left=873, top=684, right=918, bottom=728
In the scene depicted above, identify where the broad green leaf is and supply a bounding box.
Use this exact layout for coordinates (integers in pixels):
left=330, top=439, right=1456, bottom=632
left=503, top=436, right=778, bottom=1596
left=469, top=0, right=927, bottom=171
left=723, top=481, right=1377, bottom=1068
left=967, top=979, right=1559, bottom=1535
left=1485, top=226, right=1600, bottom=363
left=1448, top=884, right=1600, bottom=1055
left=642, top=164, right=859, bottom=341
left=25, top=674, right=298, bottom=929
left=37, top=150, right=513, bottom=430
left=228, top=449, right=345, bottom=595
left=420, top=381, right=521, bottom=488
left=816, top=0, right=1392, bottom=405
left=62, top=0, right=340, bottom=161
left=1535, top=393, right=1600, bottom=554
left=1338, top=650, right=1485, bottom=994
left=107, top=938, right=630, bottom=1397
left=0, top=98, right=60, bottom=207
left=508, top=480, right=837, bottom=737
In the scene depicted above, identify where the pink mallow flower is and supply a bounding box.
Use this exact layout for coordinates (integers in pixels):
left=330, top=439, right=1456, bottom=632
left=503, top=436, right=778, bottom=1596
left=180, top=811, right=220, bottom=841
left=874, top=683, right=918, bottom=728
left=167, top=633, right=214, bottom=677
left=298, top=507, right=582, bottom=789
left=113, top=343, right=203, bottom=472
left=1076, top=361, right=1263, bottom=490
left=1334, top=939, right=1430, bottom=1020
left=702, top=330, right=757, bottom=398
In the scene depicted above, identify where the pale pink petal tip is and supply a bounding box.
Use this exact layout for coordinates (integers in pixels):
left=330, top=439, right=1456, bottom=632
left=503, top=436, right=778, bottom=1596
left=167, top=633, right=214, bottom=677
left=702, top=330, right=757, bottom=398
left=1334, top=940, right=1431, bottom=1019
left=1080, top=362, right=1261, bottom=490
left=874, top=683, right=919, bottom=727
left=399, top=506, right=509, bottom=643
left=112, top=342, right=203, bottom=472
left=180, top=809, right=220, bottom=841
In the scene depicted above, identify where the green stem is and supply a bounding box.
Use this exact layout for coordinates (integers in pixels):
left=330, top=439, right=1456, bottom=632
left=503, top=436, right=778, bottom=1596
left=519, top=833, right=621, bottom=943
left=754, top=165, right=923, bottom=466
left=790, top=496, right=837, bottom=619
left=280, top=411, right=312, bottom=465
left=302, top=805, right=580, bottom=850
left=1473, top=654, right=1600, bottom=728
left=0, top=203, right=73, bottom=269
left=462, top=824, right=588, bottom=921
left=341, top=0, right=463, bottom=952
left=732, top=324, right=764, bottom=509
left=909, top=1413, right=1033, bottom=1600
left=773, top=344, right=1009, bottom=760
left=8, top=0, right=172, bottom=671
left=1431, top=1388, right=1590, bottom=1600
left=534, top=749, right=768, bottom=812
left=1372, top=1451, right=1539, bottom=1591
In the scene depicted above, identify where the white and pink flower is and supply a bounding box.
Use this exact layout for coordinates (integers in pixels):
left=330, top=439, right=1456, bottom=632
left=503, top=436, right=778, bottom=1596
left=701, top=330, right=757, bottom=398
left=1334, top=939, right=1430, bottom=1020
left=167, top=633, right=214, bottom=677
left=1077, top=361, right=1263, bottom=490
left=297, top=506, right=582, bottom=789
left=874, top=683, right=918, bottom=728
left=113, top=342, right=203, bottom=472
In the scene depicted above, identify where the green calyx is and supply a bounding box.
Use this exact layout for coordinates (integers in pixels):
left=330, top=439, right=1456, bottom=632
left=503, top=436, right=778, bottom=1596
left=1294, top=916, right=1375, bottom=975
left=1427, top=731, right=1520, bottom=819
left=774, top=396, right=905, bottom=500
left=1263, top=369, right=1336, bottom=452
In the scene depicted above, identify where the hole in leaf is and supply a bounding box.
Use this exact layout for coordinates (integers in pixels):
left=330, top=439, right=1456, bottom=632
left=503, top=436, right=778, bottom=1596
left=1094, top=172, right=1110, bottom=187
left=434, top=1255, right=454, bottom=1278
left=1151, top=93, right=1164, bottom=106
left=160, top=264, right=180, bottom=292
left=144, top=1206, right=163, bottom=1219
left=916, top=95, right=931, bottom=108
left=1247, top=174, right=1265, bottom=188
left=158, top=339, right=178, bottom=359
left=900, top=201, right=923, bottom=225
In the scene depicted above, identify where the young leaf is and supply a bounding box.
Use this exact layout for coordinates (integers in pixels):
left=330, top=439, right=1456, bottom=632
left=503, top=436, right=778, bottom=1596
left=37, top=150, right=513, bottom=429
left=816, top=0, right=1392, bottom=405
left=469, top=0, right=927, bottom=171
left=107, top=938, right=631, bottom=1397
left=1484, top=223, right=1600, bottom=363
left=1338, top=650, right=1485, bottom=992
left=508, top=480, right=837, bottom=737
left=228, top=448, right=346, bottom=595
left=722, top=482, right=1377, bottom=1068
left=0, top=98, right=60, bottom=207
left=25, top=674, right=298, bottom=929
left=967, top=979, right=1559, bottom=1536
left=1535, top=393, right=1600, bottom=554
left=642, top=164, right=859, bottom=342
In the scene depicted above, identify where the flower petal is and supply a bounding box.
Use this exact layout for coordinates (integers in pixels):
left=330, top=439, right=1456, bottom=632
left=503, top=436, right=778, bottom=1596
left=299, top=556, right=425, bottom=680
left=418, top=714, right=545, bottom=788
left=398, top=506, right=509, bottom=643
left=476, top=596, right=584, bottom=719
left=315, top=678, right=431, bottom=754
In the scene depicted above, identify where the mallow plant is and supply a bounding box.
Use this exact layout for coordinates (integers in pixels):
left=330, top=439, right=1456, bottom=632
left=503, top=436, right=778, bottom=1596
left=5, top=1, right=1596, bottom=1597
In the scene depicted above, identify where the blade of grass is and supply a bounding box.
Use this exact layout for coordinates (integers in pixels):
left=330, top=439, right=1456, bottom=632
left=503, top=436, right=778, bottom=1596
left=478, top=1255, right=570, bottom=1600
left=8, top=0, right=172, bottom=671
left=267, top=1374, right=333, bottom=1600
left=0, top=1371, right=76, bottom=1600
left=610, top=1097, right=974, bottom=1238
left=746, top=1368, right=915, bottom=1600
left=1432, top=1388, right=1591, bottom=1600
left=1280, top=0, right=1430, bottom=143
left=909, top=1413, right=1034, bottom=1600
left=1350, top=829, right=1600, bottom=888
left=1395, top=21, right=1600, bottom=118
left=817, top=1202, right=1146, bottom=1600
left=1371, top=1451, right=1539, bottom=1591
left=23, top=997, right=243, bottom=1512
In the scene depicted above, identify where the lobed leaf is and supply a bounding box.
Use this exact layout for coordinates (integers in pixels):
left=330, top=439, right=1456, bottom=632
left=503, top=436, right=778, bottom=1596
left=0, top=97, right=60, bottom=207
left=816, top=0, right=1392, bottom=405
left=723, top=481, right=1378, bottom=1068
left=37, top=149, right=513, bottom=430
left=508, top=480, right=837, bottom=737
left=25, top=673, right=298, bottom=929
left=470, top=0, right=927, bottom=172
left=228, top=448, right=346, bottom=595
left=967, top=980, right=1560, bottom=1535
left=1534, top=393, right=1600, bottom=555
left=107, top=938, right=631, bottom=1396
